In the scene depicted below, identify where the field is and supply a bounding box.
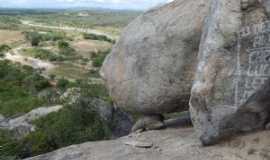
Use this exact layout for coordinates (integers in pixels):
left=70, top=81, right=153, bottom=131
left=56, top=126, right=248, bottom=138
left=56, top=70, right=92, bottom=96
left=0, top=30, right=24, bottom=45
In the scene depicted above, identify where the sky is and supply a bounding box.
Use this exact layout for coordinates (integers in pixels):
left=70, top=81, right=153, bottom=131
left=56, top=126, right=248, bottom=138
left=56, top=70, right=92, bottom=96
left=0, top=0, right=174, bottom=10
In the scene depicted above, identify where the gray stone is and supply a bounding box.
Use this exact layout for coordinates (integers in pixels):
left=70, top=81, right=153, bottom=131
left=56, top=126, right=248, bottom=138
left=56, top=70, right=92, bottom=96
left=131, top=114, right=165, bottom=132
left=265, top=122, right=270, bottom=130
left=0, top=105, right=63, bottom=139
left=24, top=128, right=270, bottom=160
left=100, top=0, right=211, bottom=117
left=123, top=140, right=153, bottom=148
left=190, top=0, right=270, bottom=145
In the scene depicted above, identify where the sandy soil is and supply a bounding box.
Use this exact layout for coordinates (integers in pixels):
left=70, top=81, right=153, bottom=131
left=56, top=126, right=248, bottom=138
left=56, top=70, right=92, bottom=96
left=71, top=40, right=112, bottom=58
left=0, top=30, right=24, bottom=45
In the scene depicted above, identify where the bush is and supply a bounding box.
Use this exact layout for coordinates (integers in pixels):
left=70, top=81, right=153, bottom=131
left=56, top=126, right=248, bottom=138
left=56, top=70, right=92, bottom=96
left=0, top=44, right=11, bottom=53
left=25, top=31, right=67, bottom=46
left=92, top=50, right=110, bottom=67
left=25, top=32, right=42, bottom=46
left=0, top=52, right=5, bottom=58
left=57, top=78, right=70, bottom=89
left=0, top=44, right=10, bottom=58
left=57, top=40, right=69, bottom=49
left=83, top=33, right=115, bottom=43
left=57, top=41, right=75, bottom=56
left=0, top=130, right=23, bottom=160
left=23, top=48, right=64, bottom=62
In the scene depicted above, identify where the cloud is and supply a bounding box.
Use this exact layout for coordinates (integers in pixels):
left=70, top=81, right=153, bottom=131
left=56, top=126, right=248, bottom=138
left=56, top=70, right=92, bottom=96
left=0, top=0, right=174, bottom=10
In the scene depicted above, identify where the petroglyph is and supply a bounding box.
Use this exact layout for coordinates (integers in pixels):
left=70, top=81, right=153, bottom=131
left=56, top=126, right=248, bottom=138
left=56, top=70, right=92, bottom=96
left=236, top=21, right=270, bottom=106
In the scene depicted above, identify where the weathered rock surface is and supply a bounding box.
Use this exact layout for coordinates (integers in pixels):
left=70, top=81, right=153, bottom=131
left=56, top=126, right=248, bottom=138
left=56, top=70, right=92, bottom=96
left=190, top=0, right=270, bottom=145
left=24, top=127, right=270, bottom=160
left=0, top=105, right=63, bottom=138
left=101, top=0, right=211, bottom=115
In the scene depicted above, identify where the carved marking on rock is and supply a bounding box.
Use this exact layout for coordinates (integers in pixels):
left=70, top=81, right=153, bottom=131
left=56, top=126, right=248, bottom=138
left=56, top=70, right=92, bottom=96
left=236, top=21, right=270, bottom=106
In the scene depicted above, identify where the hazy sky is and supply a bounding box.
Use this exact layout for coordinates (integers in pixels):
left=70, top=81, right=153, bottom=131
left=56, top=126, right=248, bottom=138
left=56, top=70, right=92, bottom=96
left=0, top=0, right=174, bottom=10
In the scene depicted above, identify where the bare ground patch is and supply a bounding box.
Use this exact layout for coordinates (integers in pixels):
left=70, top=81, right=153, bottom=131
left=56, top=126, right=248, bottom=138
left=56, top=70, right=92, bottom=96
left=71, top=40, right=112, bottom=58
left=0, top=30, right=24, bottom=45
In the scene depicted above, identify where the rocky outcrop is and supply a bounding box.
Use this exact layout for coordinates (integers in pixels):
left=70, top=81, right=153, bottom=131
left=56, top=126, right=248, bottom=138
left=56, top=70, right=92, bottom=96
left=190, top=0, right=270, bottom=145
left=100, top=0, right=211, bottom=119
left=100, top=0, right=270, bottom=144
left=24, top=127, right=270, bottom=160
left=0, top=105, right=63, bottom=138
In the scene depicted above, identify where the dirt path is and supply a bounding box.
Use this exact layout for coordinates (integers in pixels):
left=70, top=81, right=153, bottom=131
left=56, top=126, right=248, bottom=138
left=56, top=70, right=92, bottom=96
left=21, top=20, right=114, bottom=39
left=2, top=45, right=55, bottom=77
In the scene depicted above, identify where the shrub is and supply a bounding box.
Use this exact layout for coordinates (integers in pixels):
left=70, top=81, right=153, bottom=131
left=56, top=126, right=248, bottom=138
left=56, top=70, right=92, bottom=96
left=57, top=78, right=70, bottom=89
left=24, top=31, right=67, bottom=46
left=0, top=44, right=10, bottom=58
left=57, top=41, right=75, bottom=56
left=57, top=40, right=69, bottom=49
left=92, top=49, right=110, bottom=67
left=25, top=32, right=42, bottom=46
left=83, top=33, right=115, bottom=43
left=0, top=52, right=5, bottom=58
left=0, top=130, right=23, bottom=160
left=0, top=44, right=11, bottom=53
left=23, top=48, right=64, bottom=62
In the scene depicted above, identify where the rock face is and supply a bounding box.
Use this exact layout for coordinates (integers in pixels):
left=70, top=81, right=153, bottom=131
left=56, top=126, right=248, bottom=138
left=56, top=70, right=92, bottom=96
left=24, top=128, right=270, bottom=160
left=190, top=0, right=270, bottom=145
left=101, top=0, right=211, bottom=115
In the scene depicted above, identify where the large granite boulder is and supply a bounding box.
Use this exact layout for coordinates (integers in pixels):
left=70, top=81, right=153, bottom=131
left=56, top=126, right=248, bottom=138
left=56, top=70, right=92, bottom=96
left=101, top=0, right=211, bottom=121
left=190, top=0, right=270, bottom=145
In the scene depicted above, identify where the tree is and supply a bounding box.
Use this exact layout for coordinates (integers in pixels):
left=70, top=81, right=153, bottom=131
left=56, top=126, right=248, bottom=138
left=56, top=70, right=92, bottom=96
left=25, top=32, right=42, bottom=46
left=57, top=41, right=69, bottom=49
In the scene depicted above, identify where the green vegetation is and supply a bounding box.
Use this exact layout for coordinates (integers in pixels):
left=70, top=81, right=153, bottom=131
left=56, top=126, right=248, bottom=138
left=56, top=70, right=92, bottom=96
left=24, top=31, right=67, bottom=46
left=0, top=44, right=11, bottom=57
left=22, top=40, right=78, bottom=62
left=83, top=33, right=115, bottom=43
left=0, top=8, right=138, bottom=160
left=50, top=63, right=88, bottom=80
left=22, top=48, right=64, bottom=61
left=0, top=81, right=112, bottom=159
left=58, top=40, right=76, bottom=56
left=56, top=78, right=70, bottom=89
left=92, top=49, right=111, bottom=67
left=20, top=10, right=140, bottom=28
left=0, top=44, right=11, bottom=53
left=0, top=104, right=111, bottom=159
left=0, top=16, right=21, bottom=30
left=0, top=60, right=50, bottom=116
left=22, top=102, right=110, bottom=157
